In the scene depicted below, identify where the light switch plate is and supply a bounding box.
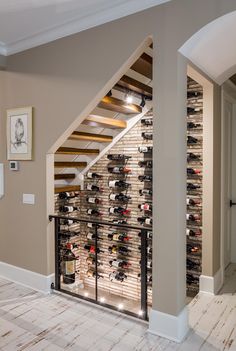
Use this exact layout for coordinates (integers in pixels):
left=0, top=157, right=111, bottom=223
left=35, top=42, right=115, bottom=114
left=23, top=193, right=35, bottom=204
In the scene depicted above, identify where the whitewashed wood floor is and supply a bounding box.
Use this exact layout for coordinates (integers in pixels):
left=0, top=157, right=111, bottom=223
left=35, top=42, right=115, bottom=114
left=0, top=264, right=236, bottom=351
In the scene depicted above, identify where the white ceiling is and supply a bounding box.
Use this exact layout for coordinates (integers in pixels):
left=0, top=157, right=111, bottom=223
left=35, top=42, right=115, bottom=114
left=0, top=0, right=170, bottom=56
left=179, top=10, right=236, bottom=85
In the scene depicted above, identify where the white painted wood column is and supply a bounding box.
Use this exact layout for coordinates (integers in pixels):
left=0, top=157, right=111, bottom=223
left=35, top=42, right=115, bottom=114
left=149, top=37, right=188, bottom=342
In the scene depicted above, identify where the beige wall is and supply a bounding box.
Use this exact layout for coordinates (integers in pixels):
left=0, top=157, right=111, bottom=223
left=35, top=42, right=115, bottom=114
left=1, top=0, right=236, bottom=315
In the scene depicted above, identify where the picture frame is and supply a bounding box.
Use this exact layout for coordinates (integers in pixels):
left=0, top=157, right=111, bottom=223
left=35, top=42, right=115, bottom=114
left=6, top=106, right=33, bottom=160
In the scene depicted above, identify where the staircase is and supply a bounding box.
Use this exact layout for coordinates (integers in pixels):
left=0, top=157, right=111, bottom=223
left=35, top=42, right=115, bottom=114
left=54, top=45, right=153, bottom=194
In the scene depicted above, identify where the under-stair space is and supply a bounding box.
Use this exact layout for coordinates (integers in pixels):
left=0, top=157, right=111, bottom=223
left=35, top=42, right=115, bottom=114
left=54, top=45, right=153, bottom=194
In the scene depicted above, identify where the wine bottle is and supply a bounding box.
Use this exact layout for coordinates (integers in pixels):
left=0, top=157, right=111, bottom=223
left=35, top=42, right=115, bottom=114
left=187, top=153, right=201, bottom=162
left=187, top=122, right=202, bottom=130
left=86, top=184, right=101, bottom=192
left=139, top=246, right=152, bottom=254
left=138, top=175, right=152, bottom=182
left=112, top=219, right=128, bottom=225
left=86, top=232, right=102, bottom=241
left=108, top=245, right=130, bottom=255
left=187, top=244, right=200, bottom=254
left=141, top=132, right=153, bottom=140
left=107, top=166, right=131, bottom=174
left=187, top=91, right=203, bottom=99
left=109, top=193, right=131, bottom=202
left=186, top=258, right=198, bottom=270
left=59, top=191, right=79, bottom=200
left=87, top=172, right=102, bottom=179
left=107, top=154, right=131, bottom=161
left=59, top=230, right=80, bottom=238
left=138, top=203, right=152, bottom=211
left=139, top=189, right=152, bottom=196
left=186, top=213, right=200, bottom=222
left=187, top=107, right=202, bottom=115
left=186, top=228, right=202, bottom=236
left=87, top=223, right=102, bottom=229
left=137, top=217, right=152, bottom=225
left=87, top=209, right=101, bottom=216
left=187, top=168, right=201, bottom=175
left=108, top=180, right=131, bottom=189
left=187, top=183, right=201, bottom=191
left=62, top=243, right=76, bottom=284
left=187, top=135, right=199, bottom=145
left=84, top=245, right=104, bottom=254
left=86, top=269, right=103, bottom=279
left=109, top=271, right=127, bottom=282
left=138, top=146, right=153, bottom=153
left=61, top=219, right=74, bottom=226
left=62, top=243, right=79, bottom=250
left=59, top=206, right=79, bottom=213
left=186, top=198, right=201, bottom=206
left=138, top=231, right=152, bottom=239
left=107, top=232, right=130, bottom=242
left=109, top=259, right=130, bottom=269
left=187, top=274, right=199, bottom=285
left=138, top=160, right=152, bottom=168
left=86, top=256, right=102, bottom=266
left=141, top=118, right=153, bottom=126
left=86, top=197, right=100, bottom=204
left=109, top=207, right=131, bottom=216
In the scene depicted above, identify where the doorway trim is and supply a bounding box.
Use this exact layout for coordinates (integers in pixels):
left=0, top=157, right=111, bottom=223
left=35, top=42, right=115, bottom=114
left=221, top=80, right=236, bottom=287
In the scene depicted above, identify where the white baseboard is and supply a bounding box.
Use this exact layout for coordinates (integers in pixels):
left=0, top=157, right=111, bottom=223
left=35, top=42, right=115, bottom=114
left=148, top=307, right=189, bottom=343
left=0, top=261, right=54, bottom=294
left=200, top=268, right=223, bottom=295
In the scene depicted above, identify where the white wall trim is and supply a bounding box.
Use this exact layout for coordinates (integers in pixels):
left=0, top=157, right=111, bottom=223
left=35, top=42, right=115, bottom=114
left=0, top=261, right=54, bottom=294
left=200, top=268, right=223, bottom=295
left=2, top=0, right=170, bottom=56
left=148, top=307, right=189, bottom=343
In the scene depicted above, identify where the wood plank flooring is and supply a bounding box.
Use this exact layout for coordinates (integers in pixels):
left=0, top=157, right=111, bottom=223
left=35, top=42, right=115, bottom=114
left=0, top=264, right=236, bottom=350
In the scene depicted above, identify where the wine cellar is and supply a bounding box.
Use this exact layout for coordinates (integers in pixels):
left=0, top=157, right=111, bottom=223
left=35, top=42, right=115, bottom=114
left=54, top=111, right=153, bottom=318
left=51, top=36, right=204, bottom=318
left=186, top=77, right=203, bottom=296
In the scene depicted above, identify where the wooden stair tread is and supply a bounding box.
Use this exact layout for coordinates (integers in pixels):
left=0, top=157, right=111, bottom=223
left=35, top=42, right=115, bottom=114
left=82, top=115, right=127, bottom=129
left=69, top=131, right=113, bottom=143
left=98, top=96, right=142, bottom=114
left=115, top=75, right=152, bottom=98
left=55, top=185, right=81, bottom=193
left=131, top=53, right=152, bottom=80
left=54, top=173, right=76, bottom=180
left=54, top=161, right=87, bottom=168
left=56, top=147, right=99, bottom=155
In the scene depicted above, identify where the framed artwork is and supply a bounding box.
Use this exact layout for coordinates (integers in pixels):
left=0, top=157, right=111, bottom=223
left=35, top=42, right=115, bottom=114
left=7, top=107, right=33, bottom=160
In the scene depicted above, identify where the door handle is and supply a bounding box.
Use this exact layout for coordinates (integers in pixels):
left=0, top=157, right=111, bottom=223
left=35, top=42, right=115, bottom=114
left=230, top=200, right=236, bottom=207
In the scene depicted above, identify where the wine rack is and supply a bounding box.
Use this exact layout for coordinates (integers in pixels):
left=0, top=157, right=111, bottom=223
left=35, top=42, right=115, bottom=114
left=54, top=111, right=153, bottom=317
left=186, top=77, right=203, bottom=296
left=80, top=111, right=153, bottom=313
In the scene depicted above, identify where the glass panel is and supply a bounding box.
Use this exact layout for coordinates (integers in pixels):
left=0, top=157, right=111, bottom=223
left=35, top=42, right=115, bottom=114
left=97, top=226, right=143, bottom=317
left=59, top=220, right=96, bottom=301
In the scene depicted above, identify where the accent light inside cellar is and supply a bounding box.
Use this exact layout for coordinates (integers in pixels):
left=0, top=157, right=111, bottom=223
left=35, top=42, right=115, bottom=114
left=118, top=303, right=124, bottom=310
left=138, top=310, right=143, bottom=316
left=84, top=292, right=89, bottom=297
left=100, top=297, right=105, bottom=303
left=125, top=92, right=133, bottom=104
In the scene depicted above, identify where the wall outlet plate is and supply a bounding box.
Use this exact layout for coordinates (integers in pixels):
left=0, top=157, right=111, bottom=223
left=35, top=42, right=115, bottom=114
left=23, top=194, right=35, bottom=205
left=9, top=161, right=19, bottom=171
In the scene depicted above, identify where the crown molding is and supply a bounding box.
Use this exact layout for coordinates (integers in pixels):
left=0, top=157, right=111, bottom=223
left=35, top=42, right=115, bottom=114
left=2, top=0, right=169, bottom=56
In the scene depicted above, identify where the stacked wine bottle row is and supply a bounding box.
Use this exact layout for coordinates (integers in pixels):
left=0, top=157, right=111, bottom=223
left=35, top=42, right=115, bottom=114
left=186, top=77, right=203, bottom=296
left=54, top=191, right=81, bottom=286
left=79, top=112, right=153, bottom=307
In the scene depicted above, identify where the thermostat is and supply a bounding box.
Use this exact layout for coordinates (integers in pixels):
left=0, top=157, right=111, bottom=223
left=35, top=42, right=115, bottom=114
left=9, top=161, right=19, bottom=171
